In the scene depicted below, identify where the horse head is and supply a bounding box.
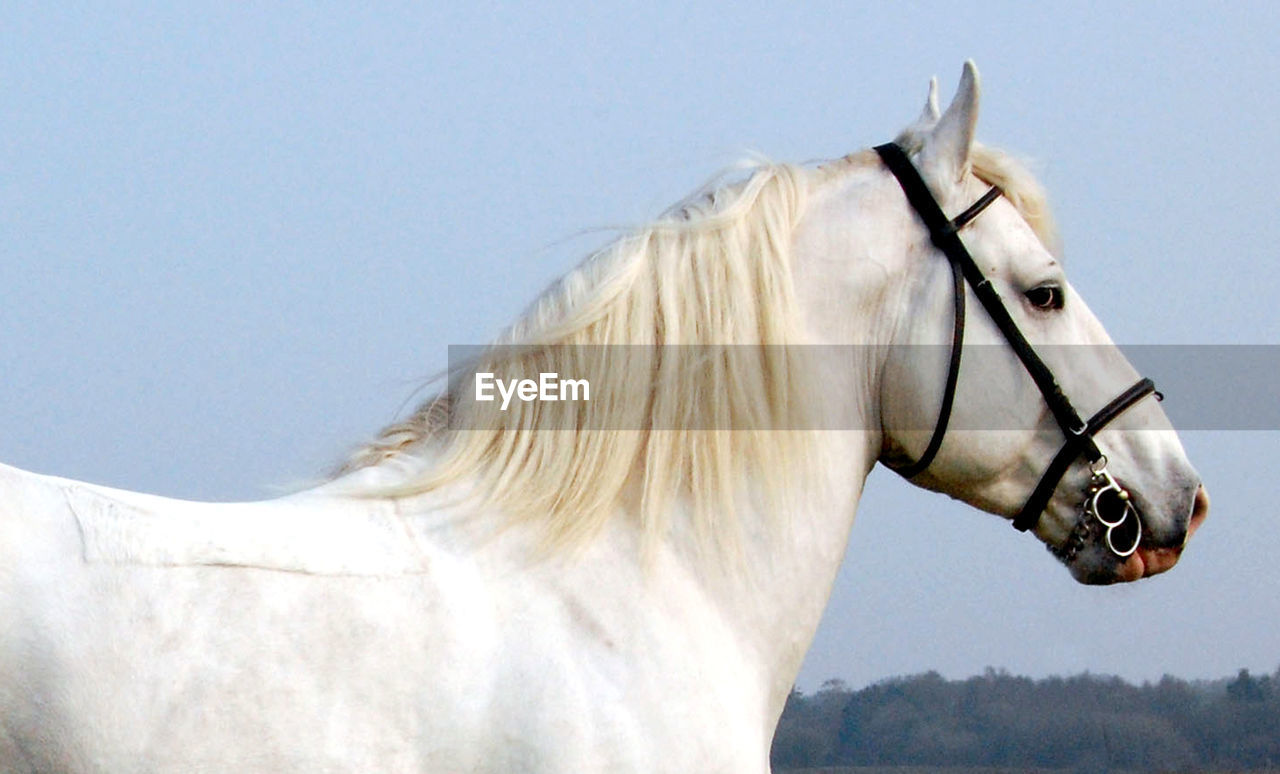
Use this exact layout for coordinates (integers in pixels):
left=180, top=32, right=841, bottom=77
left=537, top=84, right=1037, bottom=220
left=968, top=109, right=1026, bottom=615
left=796, top=63, right=1207, bottom=584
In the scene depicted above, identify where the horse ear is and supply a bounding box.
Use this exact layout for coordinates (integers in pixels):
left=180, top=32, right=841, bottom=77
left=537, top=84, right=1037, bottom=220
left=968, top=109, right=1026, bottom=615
left=918, top=76, right=941, bottom=126
left=893, top=76, right=941, bottom=145
left=918, top=61, right=980, bottom=185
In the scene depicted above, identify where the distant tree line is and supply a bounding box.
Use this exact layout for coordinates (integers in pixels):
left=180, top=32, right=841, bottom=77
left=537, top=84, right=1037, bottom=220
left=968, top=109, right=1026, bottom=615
left=772, top=666, right=1280, bottom=771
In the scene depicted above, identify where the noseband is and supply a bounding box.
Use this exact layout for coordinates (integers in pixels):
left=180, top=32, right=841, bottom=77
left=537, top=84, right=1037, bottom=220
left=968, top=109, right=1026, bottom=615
left=874, top=143, right=1158, bottom=559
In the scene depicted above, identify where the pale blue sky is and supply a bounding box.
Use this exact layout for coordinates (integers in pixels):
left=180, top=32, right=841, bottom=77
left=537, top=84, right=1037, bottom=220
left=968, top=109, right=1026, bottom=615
left=2, top=3, right=1276, bottom=690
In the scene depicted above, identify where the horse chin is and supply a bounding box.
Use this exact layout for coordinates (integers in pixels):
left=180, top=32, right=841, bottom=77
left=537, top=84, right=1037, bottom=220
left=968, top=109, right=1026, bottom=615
left=1064, top=544, right=1134, bottom=585
left=1069, top=545, right=1182, bottom=585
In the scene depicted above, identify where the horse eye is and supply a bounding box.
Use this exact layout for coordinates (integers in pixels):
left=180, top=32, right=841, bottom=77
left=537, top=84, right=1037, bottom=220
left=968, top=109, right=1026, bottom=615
left=1025, top=284, right=1064, bottom=311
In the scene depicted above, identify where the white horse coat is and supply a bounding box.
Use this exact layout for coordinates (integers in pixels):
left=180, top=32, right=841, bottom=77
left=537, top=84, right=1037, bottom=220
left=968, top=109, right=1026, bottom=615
left=0, top=63, right=1206, bottom=773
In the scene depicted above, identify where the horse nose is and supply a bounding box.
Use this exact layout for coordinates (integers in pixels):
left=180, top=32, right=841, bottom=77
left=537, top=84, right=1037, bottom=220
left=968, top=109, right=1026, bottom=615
left=1158, top=483, right=1208, bottom=550
left=1184, top=484, right=1209, bottom=547
left=1122, top=484, right=1208, bottom=581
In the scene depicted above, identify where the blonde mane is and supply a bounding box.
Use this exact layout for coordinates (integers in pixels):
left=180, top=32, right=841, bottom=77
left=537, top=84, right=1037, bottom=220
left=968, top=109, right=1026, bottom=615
left=970, top=143, right=1060, bottom=255
left=341, top=145, right=1057, bottom=551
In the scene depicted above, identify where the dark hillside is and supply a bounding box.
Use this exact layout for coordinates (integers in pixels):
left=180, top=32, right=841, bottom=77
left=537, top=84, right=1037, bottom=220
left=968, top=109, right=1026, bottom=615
left=773, top=667, right=1280, bottom=772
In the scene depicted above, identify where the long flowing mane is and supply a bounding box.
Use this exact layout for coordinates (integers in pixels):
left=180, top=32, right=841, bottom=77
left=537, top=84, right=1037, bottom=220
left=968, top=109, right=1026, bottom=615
left=340, top=145, right=1057, bottom=551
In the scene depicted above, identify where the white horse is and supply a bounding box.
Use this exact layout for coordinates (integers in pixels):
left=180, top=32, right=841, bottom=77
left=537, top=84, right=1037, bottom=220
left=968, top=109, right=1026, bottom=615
left=0, top=63, right=1206, bottom=773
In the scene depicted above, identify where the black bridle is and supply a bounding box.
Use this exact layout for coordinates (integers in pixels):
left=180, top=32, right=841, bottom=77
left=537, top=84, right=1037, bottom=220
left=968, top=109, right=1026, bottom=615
left=874, top=143, right=1158, bottom=558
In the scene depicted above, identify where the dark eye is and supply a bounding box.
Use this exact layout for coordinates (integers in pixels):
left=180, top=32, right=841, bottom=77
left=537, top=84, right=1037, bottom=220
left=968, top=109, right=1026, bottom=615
left=1025, top=284, right=1064, bottom=311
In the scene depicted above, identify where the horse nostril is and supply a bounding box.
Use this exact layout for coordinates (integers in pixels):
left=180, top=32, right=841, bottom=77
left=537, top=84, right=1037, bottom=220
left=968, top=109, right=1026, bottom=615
left=1186, top=485, right=1209, bottom=545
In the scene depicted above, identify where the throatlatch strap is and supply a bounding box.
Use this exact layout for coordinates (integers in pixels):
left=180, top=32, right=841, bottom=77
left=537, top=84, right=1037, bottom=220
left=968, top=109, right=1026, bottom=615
left=875, top=144, right=979, bottom=478
left=893, top=230, right=966, bottom=479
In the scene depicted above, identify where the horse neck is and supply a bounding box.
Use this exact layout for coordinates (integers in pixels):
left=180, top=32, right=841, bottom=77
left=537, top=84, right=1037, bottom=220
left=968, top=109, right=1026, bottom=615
left=690, top=431, right=877, bottom=711
left=662, top=174, right=903, bottom=716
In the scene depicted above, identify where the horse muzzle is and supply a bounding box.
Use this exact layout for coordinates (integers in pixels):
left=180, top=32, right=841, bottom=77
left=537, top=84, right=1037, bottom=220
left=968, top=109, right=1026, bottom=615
left=1069, top=484, right=1209, bottom=585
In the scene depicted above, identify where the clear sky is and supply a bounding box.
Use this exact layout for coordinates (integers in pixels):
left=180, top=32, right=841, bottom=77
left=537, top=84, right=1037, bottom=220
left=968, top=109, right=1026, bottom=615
left=2, top=2, right=1276, bottom=691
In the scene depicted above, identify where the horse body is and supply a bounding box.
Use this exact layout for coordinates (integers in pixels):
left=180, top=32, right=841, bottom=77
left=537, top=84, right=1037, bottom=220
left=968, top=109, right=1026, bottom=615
left=0, top=439, right=872, bottom=772
left=1, top=63, right=1206, bottom=772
